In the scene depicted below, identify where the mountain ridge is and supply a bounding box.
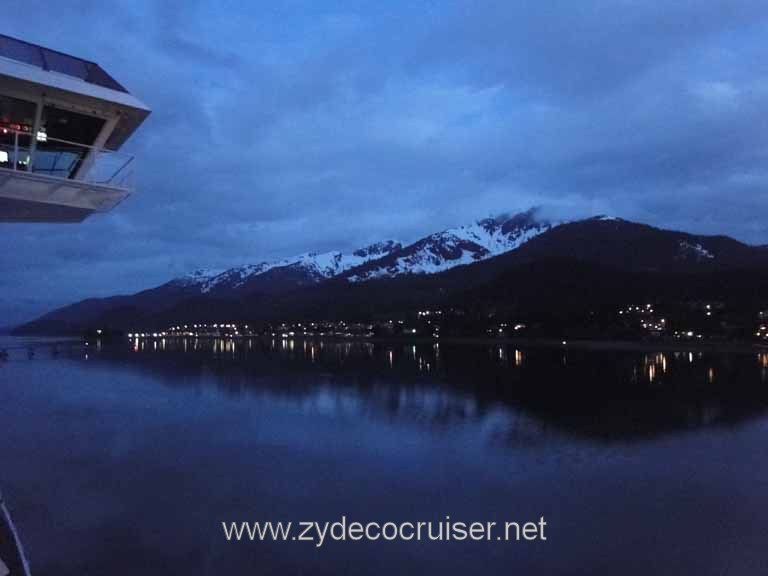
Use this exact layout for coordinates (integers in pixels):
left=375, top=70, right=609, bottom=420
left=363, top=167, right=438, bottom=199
left=146, top=208, right=553, bottom=297
left=13, top=211, right=768, bottom=335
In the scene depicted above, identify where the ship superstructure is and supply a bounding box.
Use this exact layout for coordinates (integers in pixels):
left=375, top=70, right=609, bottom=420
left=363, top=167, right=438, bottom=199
left=0, top=33, right=150, bottom=222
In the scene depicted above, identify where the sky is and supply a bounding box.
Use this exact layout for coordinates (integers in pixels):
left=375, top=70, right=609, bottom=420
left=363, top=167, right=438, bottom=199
left=3, top=0, right=768, bottom=322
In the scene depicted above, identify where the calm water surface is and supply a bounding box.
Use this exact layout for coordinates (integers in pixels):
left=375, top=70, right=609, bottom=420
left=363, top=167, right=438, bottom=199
left=1, top=336, right=768, bottom=575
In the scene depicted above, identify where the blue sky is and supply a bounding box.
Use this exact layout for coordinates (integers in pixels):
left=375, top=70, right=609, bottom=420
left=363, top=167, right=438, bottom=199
left=3, top=0, right=768, bottom=322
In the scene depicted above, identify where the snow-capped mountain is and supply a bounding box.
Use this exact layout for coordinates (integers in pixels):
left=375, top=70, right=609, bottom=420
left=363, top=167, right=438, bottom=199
left=167, top=211, right=551, bottom=293
left=16, top=210, right=768, bottom=335
left=171, top=240, right=404, bottom=295
left=344, top=209, right=552, bottom=281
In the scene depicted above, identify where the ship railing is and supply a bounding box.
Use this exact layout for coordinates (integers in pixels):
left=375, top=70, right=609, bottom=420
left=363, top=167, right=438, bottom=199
left=0, top=126, right=135, bottom=190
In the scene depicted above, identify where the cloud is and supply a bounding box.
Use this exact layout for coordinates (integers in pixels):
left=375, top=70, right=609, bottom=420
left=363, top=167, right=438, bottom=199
left=2, top=0, right=768, bottom=314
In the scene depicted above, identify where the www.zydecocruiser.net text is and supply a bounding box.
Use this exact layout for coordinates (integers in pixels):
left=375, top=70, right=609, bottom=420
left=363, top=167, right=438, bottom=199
left=223, top=516, right=547, bottom=547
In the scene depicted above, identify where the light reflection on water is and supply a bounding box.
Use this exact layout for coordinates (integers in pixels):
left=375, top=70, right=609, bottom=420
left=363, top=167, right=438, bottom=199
left=23, top=335, right=768, bottom=441
left=8, top=336, right=768, bottom=392
left=3, top=336, right=768, bottom=575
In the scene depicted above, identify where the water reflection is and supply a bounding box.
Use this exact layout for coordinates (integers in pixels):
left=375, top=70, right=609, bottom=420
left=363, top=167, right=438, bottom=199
left=63, top=337, right=768, bottom=443
left=4, top=336, right=768, bottom=575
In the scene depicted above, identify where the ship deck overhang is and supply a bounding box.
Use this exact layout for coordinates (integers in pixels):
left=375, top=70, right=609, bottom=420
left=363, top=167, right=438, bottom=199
left=0, top=167, right=129, bottom=222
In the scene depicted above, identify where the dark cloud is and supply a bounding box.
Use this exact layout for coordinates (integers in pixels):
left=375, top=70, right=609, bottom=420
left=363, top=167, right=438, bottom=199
left=3, top=1, right=768, bottom=319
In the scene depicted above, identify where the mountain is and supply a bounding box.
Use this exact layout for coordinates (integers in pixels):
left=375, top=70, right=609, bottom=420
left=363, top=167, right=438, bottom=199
left=492, top=216, right=768, bottom=272
left=13, top=240, right=405, bottom=334
left=344, top=208, right=551, bottom=281
left=170, top=240, right=404, bottom=296
left=163, top=209, right=550, bottom=295
left=13, top=212, right=768, bottom=335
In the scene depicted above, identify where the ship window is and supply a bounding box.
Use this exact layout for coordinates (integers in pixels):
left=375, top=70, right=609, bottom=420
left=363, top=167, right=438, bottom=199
left=85, top=64, right=128, bottom=92
left=42, top=106, right=105, bottom=146
left=0, top=97, right=109, bottom=178
left=31, top=106, right=105, bottom=178
left=0, top=34, right=128, bottom=92
left=0, top=35, right=44, bottom=67
left=0, top=94, right=36, bottom=127
left=43, top=49, right=90, bottom=79
left=0, top=95, right=36, bottom=171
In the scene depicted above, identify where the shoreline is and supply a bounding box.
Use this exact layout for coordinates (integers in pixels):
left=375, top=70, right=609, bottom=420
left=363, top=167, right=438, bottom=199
left=116, top=333, right=768, bottom=354
left=5, top=333, right=767, bottom=355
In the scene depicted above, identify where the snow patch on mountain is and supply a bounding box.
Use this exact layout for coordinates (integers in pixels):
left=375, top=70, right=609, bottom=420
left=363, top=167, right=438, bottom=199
left=174, top=241, right=403, bottom=294
left=353, top=240, right=401, bottom=259
left=172, top=268, right=226, bottom=288
left=198, top=262, right=281, bottom=293
left=678, top=240, right=714, bottom=261
left=347, top=210, right=553, bottom=281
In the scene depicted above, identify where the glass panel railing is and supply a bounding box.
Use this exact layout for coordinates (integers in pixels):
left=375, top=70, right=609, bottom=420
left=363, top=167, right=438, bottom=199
left=84, top=151, right=134, bottom=187
left=30, top=149, right=82, bottom=178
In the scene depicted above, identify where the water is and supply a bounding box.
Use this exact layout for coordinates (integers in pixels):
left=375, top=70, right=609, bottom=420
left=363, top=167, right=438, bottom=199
left=1, top=335, right=768, bottom=575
